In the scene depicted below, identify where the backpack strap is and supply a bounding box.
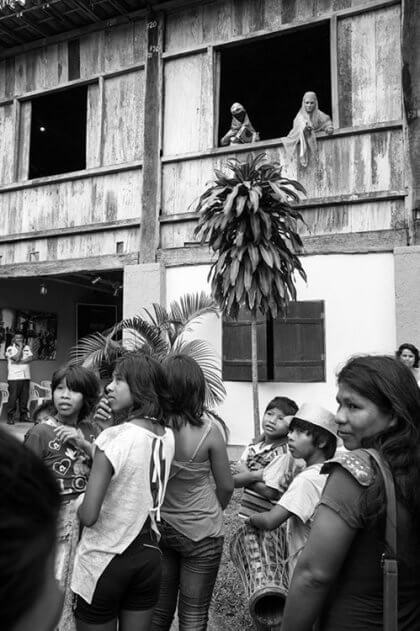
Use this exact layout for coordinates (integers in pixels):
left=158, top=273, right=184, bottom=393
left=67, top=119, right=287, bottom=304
left=364, top=448, right=398, bottom=631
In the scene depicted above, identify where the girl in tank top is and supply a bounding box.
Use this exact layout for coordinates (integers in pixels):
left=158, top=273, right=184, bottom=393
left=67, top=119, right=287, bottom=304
left=151, top=354, right=234, bottom=631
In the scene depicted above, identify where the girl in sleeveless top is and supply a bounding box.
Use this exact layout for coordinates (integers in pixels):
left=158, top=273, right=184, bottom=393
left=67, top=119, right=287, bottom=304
left=71, top=354, right=175, bottom=631
left=151, top=354, right=234, bottom=631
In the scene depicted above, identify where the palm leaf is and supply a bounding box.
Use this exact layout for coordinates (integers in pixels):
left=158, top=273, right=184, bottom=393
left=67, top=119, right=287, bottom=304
left=168, top=292, right=219, bottom=334
left=68, top=333, right=124, bottom=375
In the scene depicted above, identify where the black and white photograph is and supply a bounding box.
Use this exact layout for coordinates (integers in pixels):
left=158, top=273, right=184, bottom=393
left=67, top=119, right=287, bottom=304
left=0, top=1, right=419, bottom=630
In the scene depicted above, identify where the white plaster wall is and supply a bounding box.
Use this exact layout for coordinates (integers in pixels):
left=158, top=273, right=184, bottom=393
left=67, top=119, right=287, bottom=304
left=166, top=253, right=396, bottom=445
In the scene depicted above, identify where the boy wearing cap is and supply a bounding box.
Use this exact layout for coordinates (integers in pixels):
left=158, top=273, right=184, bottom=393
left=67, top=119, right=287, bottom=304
left=247, top=402, right=337, bottom=573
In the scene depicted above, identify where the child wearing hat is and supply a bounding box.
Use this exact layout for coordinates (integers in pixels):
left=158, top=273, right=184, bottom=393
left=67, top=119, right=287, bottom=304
left=247, top=402, right=337, bottom=573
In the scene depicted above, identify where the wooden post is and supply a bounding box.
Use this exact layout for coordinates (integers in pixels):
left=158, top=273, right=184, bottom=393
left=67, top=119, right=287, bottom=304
left=402, top=0, right=420, bottom=244
left=251, top=315, right=260, bottom=440
left=139, top=11, right=164, bottom=263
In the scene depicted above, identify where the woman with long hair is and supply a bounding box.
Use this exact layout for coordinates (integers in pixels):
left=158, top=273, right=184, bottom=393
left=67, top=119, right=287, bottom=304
left=281, top=355, right=420, bottom=630
left=71, top=353, right=174, bottom=631
left=151, top=354, right=234, bottom=631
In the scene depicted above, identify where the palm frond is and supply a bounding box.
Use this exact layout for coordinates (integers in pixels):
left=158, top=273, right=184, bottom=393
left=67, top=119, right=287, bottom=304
left=69, top=333, right=124, bottom=373
left=168, top=292, right=220, bottom=334
left=112, top=317, right=168, bottom=354
left=170, top=337, right=226, bottom=407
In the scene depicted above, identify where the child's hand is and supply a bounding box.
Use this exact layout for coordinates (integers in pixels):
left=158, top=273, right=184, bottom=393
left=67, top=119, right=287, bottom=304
left=94, top=396, right=113, bottom=426
left=54, top=425, right=79, bottom=443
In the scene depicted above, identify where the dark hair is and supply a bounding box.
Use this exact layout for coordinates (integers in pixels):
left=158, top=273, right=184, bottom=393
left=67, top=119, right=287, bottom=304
left=396, top=343, right=420, bottom=368
left=338, top=355, right=420, bottom=529
left=289, top=417, right=337, bottom=460
left=162, top=354, right=229, bottom=438
left=0, top=428, right=61, bottom=628
left=113, top=352, right=171, bottom=424
left=265, top=396, right=298, bottom=417
left=163, top=354, right=206, bottom=430
left=51, top=365, right=100, bottom=422
left=32, top=400, right=55, bottom=422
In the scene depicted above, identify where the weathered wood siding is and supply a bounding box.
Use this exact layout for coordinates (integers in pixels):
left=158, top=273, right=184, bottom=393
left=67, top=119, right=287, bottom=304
left=164, top=0, right=385, bottom=52
left=79, top=21, right=146, bottom=77
left=0, top=227, right=140, bottom=265
left=163, top=54, right=212, bottom=154
left=338, top=5, right=402, bottom=126
left=0, top=103, right=14, bottom=184
left=0, top=170, right=142, bottom=236
left=159, top=0, right=405, bottom=250
left=160, top=198, right=404, bottom=248
left=161, top=128, right=403, bottom=213
left=0, top=19, right=146, bottom=260
left=102, top=71, right=144, bottom=165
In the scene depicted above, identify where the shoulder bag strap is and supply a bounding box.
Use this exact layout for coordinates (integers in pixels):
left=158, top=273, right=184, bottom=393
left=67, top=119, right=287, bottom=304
left=365, top=448, right=398, bottom=631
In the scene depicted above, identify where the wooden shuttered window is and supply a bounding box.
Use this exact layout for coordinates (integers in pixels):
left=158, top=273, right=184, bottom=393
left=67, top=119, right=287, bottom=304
left=222, top=301, right=325, bottom=383
left=272, top=301, right=325, bottom=382
left=222, top=309, right=268, bottom=381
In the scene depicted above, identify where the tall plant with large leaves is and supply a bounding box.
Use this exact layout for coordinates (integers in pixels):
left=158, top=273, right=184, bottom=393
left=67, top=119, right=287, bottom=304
left=194, top=153, right=307, bottom=437
left=69, top=292, right=226, bottom=408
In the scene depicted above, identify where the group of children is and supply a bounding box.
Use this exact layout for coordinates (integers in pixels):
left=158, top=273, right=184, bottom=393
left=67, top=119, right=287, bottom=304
left=21, top=359, right=339, bottom=631
left=233, top=395, right=338, bottom=576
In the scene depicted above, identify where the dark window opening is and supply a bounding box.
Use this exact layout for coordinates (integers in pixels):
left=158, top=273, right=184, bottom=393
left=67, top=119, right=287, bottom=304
left=218, top=23, right=331, bottom=145
left=29, top=86, right=87, bottom=179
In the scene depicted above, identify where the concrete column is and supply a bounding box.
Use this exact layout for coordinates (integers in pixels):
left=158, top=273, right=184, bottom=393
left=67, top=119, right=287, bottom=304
left=123, top=262, right=166, bottom=318
left=394, top=246, right=420, bottom=346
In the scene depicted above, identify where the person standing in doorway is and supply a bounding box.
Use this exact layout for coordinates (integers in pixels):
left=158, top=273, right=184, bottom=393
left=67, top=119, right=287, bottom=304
left=6, top=332, right=33, bottom=424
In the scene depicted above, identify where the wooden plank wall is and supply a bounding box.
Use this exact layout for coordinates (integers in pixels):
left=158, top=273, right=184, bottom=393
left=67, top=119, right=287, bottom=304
left=0, top=227, right=140, bottom=265
left=338, top=5, right=401, bottom=126
left=0, top=19, right=146, bottom=265
left=160, top=0, right=405, bottom=251
left=0, top=170, right=141, bottom=235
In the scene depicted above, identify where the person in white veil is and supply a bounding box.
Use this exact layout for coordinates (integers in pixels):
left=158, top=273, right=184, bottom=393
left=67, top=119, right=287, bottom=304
left=281, top=91, right=333, bottom=167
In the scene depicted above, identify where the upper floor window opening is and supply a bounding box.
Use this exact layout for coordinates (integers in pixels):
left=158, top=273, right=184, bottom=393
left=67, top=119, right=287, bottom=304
left=217, top=22, right=332, bottom=147
left=29, top=85, right=87, bottom=179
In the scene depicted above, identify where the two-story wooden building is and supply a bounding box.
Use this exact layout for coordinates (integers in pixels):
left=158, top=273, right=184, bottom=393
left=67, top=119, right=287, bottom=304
left=0, top=0, right=419, bottom=443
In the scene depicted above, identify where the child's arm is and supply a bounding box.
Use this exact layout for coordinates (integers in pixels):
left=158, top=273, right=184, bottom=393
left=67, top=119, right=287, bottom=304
left=247, top=505, right=292, bottom=530
left=78, top=448, right=113, bottom=527
left=234, top=467, right=281, bottom=500
left=208, top=425, right=234, bottom=509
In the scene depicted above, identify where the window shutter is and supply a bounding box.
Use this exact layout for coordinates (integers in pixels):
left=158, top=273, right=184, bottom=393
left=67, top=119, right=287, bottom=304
left=222, top=309, right=267, bottom=382
left=272, top=301, right=325, bottom=382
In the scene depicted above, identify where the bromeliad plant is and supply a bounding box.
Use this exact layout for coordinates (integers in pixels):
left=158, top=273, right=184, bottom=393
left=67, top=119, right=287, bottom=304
left=69, top=292, right=226, bottom=408
left=193, top=153, right=307, bottom=437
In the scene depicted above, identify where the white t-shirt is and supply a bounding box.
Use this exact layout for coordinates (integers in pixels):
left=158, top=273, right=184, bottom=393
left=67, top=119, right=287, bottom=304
left=277, top=463, right=327, bottom=574
left=71, top=422, right=175, bottom=603
left=6, top=344, right=32, bottom=380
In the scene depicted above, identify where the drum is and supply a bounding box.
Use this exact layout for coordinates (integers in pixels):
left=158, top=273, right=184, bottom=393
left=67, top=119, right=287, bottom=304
left=230, top=523, right=290, bottom=629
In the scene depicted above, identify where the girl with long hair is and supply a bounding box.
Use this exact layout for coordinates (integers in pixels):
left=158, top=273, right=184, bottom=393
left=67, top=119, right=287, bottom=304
left=151, top=353, right=234, bottom=631
left=281, top=355, right=420, bottom=630
left=25, top=365, right=101, bottom=631
left=71, top=353, right=175, bottom=631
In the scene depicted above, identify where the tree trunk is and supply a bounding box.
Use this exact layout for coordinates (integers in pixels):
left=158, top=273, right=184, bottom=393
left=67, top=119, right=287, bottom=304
left=251, top=315, right=260, bottom=439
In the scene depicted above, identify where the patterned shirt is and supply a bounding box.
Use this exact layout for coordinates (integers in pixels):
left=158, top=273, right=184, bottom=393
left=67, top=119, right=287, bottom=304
left=24, top=418, right=99, bottom=496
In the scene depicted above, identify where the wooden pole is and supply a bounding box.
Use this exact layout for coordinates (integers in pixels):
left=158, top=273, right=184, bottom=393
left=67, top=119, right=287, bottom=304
left=139, top=11, right=164, bottom=263
left=251, top=315, right=260, bottom=440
